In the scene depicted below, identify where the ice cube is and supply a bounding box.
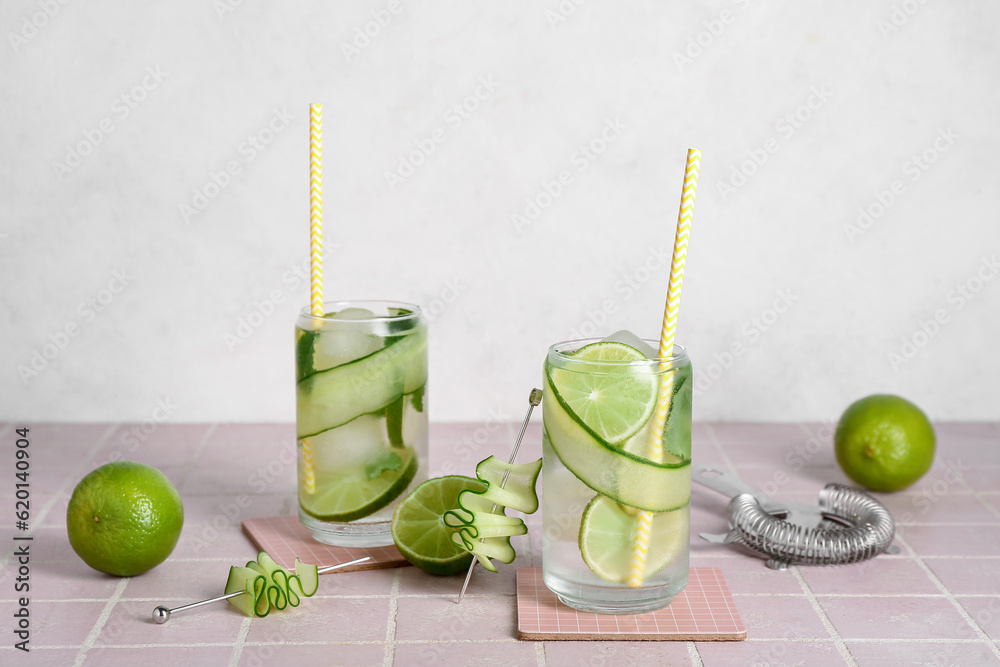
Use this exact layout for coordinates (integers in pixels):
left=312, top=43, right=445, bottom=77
left=333, top=307, right=376, bottom=321
left=602, top=330, right=658, bottom=359
left=307, top=414, right=388, bottom=469
left=313, top=308, right=383, bottom=369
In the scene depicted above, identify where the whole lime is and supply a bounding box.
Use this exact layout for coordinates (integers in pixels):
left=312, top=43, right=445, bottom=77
left=834, top=394, right=936, bottom=492
left=67, top=461, right=184, bottom=576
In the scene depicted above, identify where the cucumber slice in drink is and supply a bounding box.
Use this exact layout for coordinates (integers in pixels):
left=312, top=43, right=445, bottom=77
left=295, top=327, right=317, bottom=383
left=579, top=495, right=688, bottom=584
left=411, top=384, right=426, bottom=413
left=543, top=371, right=690, bottom=512
left=299, top=446, right=418, bottom=522
left=297, top=328, right=428, bottom=439
left=548, top=341, right=657, bottom=443
left=385, top=395, right=405, bottom=447
left=619, top=372, right=689, bottom=464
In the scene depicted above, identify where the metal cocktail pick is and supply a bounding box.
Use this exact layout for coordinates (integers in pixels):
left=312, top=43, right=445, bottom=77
left=152, top=556, right=371, bottom=624
left=457, top=387, right=543, bottom=604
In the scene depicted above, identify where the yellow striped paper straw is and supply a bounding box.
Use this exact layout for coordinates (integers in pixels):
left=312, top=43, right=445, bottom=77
left=302, top=103, right=325, bottom=496
left=301, top=436, right=316, bottom=495
left=309, top=103, right=324, bottom=318
left=626, top=148, right=701, bottom=588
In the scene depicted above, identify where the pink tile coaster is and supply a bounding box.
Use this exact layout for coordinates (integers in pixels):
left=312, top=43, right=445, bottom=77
left=516, top=567, right=746, bottom=641
left=241, top=515, right=408, bottom=571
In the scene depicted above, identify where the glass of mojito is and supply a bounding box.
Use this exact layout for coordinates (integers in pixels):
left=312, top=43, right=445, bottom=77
left=295, top=301, right=428, bottom=547
left=541, top=332, right=692, bottom=614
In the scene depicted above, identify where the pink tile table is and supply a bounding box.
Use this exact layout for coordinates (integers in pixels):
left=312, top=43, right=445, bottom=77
left=1, top=421, right=996, bottom=666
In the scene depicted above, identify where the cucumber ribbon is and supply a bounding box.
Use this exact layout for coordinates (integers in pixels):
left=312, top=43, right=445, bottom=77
left=224, top=552, right=319, bottom=618
left=443, top=456, right=542, bottom=572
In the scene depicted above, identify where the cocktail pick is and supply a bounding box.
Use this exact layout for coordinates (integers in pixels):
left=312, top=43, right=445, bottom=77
left=456, top=388, right=543, bottom=604
left=152, top=556, right=370, bottom=624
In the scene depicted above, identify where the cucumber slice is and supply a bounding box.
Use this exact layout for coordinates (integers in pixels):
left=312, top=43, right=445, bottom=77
left=297, top=329, right=427, bottom=439
left=295, top=328, right=317, bottom=383
left=411, top=384, right=426, bottom=413
left=444, top=456, right=541, bottom=573
left=247, top=554, right=290, bottom=610
left=294, top=557, right=319, bottom=597
left=543, top=370, right=690, bottom=513
left=619, top=372, right=690, bottom=464
left=225, top=565, right=269, bottom=617
left=385, top=395, right=405, bottom=447
left=225, top=552, right=321, bottom=617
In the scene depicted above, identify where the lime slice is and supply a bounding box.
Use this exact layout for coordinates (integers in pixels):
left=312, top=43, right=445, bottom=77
left=391, top=475, right=486, bottom=575
left=548, top=341, right=657, bottom=443
left=543, top=372, right=690, bottom=512
left=299, top=447, right=418, bottom=522
left=579, top=494, right=688, bottom=584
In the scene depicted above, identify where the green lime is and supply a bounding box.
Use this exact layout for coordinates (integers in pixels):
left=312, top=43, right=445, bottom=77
left=300, top=447, right=418, bottom=522
left=579, top=494, right=687, bottom=584
left=66, top=462, right=184, bottom=577
left=391, top=475, right=486, bottom=575
left=834, top=394, right=936, bottom=492
left=548, top=341, right=658, bottom=443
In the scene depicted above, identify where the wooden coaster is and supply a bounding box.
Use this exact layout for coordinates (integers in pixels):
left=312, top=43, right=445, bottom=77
left=516, top=567, right=746, bottom=641
left=241, top=515, right=409, bottom=571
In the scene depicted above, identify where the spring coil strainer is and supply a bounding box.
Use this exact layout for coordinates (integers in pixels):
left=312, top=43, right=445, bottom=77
left=694, top=465, right=897, bottom=570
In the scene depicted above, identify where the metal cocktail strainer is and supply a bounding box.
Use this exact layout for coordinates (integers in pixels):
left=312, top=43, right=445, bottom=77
left=693, top=465, right=897, bottom=570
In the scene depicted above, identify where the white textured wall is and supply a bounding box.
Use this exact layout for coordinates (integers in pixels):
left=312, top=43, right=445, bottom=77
left=2, top=1, right=998, bottom=424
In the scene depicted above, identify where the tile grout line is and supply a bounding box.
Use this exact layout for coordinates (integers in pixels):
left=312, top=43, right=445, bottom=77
left=708, top=424, right=857, bottom=666
left=687, top=640, right=704, bottom=666
left=895, top=533, right=1000, bottom=661
left=382, top=567, right=401, bottom=667
left=1, top=424, right=119, bottom=570
left=949, top=459, right=1000, bottom=522
left=789, top=558, right=857, bottom=666
left=12, top=591, right=1000, bottom=604
left=0, top=592, right=513, bottom=603
left=828, top=638, right=989, bottom=644
left=176, top=423, right=219, bottom=491
left=227, top=616, right=253, bottom=667
left=31, top=423, right=119, bottom=529
left=534, top=640, right=546, bottom=666
left=702, top=423, right=741, bottom=475
left=11, top=637, right=1000, bottom=652
left=73, top=576, right=129, bottom=666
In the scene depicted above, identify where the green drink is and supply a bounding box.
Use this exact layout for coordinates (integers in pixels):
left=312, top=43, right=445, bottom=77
left=542, top=334, right=692, bottom=614
left=295, top=301, right=428, bottom=547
